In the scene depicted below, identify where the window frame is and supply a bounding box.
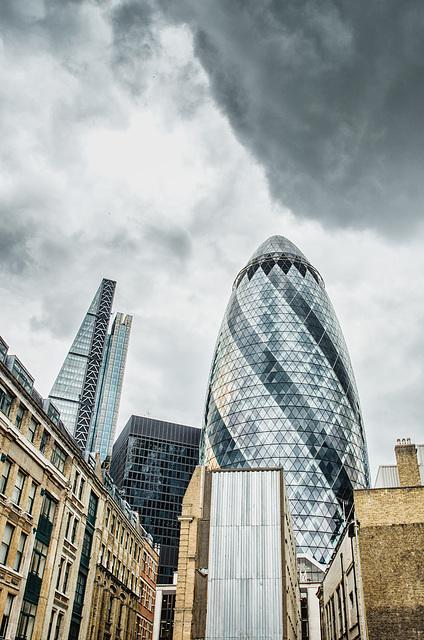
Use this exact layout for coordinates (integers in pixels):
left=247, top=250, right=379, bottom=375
left=0, top=593, right=14, bottom=638
left=0, top=387, right=13, bottom=417
left=13, top=531, right=27, bottom=572
left=62, top=562, right=72, bottom=594
left=29, top=539, right=48, bottom=578
left=26, top=482, right=37, bottom=515
left=27, top=417, right=38, bottom=443
left=15, top=405, right=25, bottom=430
left=12, top=469, right=26, bottom=505
left=51, top=444, right=66, bottom=473
left=0, top=523, right=15, bottom=566
left=0, top=460, right=11, bottom=495
left=17, top=600, right=37, bottom=640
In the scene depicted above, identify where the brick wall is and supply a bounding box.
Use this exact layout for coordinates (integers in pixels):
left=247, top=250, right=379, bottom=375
left=395, top=443, right=421, bottom=487
left=354, top=480, right=424, bottom=640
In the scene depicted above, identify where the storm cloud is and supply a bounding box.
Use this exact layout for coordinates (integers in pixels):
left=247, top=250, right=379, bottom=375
left=156, top=0, right=424, bottom=234
left=1, top=0, right=423, bottom=478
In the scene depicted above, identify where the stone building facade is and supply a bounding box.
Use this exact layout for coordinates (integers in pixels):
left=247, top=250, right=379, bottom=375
left=0, top=336, right=158, bottom=640
left=318, top=440, right=424, bottom=640
left=354, top=440, right=424, bottom=640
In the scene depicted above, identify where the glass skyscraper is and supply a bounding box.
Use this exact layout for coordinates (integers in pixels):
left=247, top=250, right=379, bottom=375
left=49, top=278, right=132, bottom=459
left=110, top=415, right=201, bottom=584
left=201, top=235, right=370, bottom=564
left=88, top=313, right=132, bottom=462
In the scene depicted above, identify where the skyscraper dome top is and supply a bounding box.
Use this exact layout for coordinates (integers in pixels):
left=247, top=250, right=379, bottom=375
left=248, top=235, right=308, bottom=264
left=234, top=234, right=324, bottom=290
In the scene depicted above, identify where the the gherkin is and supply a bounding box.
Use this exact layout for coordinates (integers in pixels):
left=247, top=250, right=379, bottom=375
left=201, top=235, right=370, bottom=564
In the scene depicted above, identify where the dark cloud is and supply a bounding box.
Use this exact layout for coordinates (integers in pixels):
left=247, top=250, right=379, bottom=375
left=144, top=224, right=192, bottom=264
left=159, top=0, right=424, bottom=235
left=0, top=212, right=36, bottom=275
left=110, top=0, right=162, bottom=96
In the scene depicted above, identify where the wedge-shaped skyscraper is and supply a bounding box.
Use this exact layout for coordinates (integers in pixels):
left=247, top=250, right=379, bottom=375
left=201, top=236, right=370, bottom=563
left=49, top=279, right=131, bottom=459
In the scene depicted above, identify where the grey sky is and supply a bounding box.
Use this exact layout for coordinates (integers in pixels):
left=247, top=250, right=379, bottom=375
left=1, top=0, right=423, bottom=480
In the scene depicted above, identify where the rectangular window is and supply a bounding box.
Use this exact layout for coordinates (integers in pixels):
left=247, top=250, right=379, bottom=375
left=28, top=417, right=38, bottom=443
left=81, top=530, right=92, bottom=560
left=72, top=472, right=79, bottom=495
left=0, top=523, right=15, bottom=565
left=40, top=430, right=48, bottom=454
left=0, top=387, right=13, bottom=417
left=26, top=482, right=37, bottom=514
left=77, top=477, right=85, bottom=501
left=108, top=594, right=113, bottom=621
left=0, top=460, right=12, bottom=493
left=62, top=562, right=71, bottom=594
left=41, top=493, right=57, bottom=523
left=111, top=515, right=115, bottom=534
left=100, top=544, right=105, bottom=565
left=51, top=444, right=66, bottom=473
left=74, top=572, right=87, bottom=606
left=53, top=612, right=63, bottom=640
left=0, top=460, right=11, bottom=495
left=30, top=540, right=48, bottom=578
left=105, top=508, right=110, bottom=528
left=116, top=521, right=120, bottom=540
left=56, top=558, right=65, bottom=590
left=0, top=593, right=14, bottom=638
left=13, top=532, right=27, bottom=572
left=87, top=492, right=98, bottom=525
left=47, top=608, right=55, bottom=640
left=12, top=469, right=26, bottom=505
left=65, top=512, right=72, bottom=539
left=15, top=405, right=25, bottom=430
left=17, top=600, right=37, bottom=640
left=71, top=518, right=78, bottom=544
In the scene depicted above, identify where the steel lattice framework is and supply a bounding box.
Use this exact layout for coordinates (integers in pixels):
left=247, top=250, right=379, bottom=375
left=74, top=279, right=116, bottom=450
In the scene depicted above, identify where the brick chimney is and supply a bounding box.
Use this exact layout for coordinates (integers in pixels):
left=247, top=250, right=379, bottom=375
left=395, top=439, right=421, bottom=487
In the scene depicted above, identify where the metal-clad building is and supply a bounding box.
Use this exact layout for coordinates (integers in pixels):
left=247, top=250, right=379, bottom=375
left=110, top=415, right=201, bottom=584
left=173, top=467, right=300, bottom=640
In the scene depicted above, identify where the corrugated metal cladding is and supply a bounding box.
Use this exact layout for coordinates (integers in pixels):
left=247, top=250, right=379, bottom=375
left=374, top=462, right=424, bottom=488
left=206, top=470, right=283, bottom=640
left=374, top=465, right=400, bottom=488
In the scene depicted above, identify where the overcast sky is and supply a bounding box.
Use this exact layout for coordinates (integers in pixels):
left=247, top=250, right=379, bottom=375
left=1, top=0, right=423, bottom=481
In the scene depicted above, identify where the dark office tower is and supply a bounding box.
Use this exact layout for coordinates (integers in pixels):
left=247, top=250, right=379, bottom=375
left=110, top=415, right=201, bottom=584
left=201, top=235, right=370, bottom=565
left=49, top=279, right=131, bottom=457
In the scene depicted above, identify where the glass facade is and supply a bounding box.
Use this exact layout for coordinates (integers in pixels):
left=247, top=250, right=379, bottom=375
left=49, top=282, right=108, bottom=433
left=89, top=313, right=132, bottom=462
left=49, top=279, right=131, bottom=457
left=110, top=416, right=200, bottom=584
left=201, top=235, right=370, bottom=564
